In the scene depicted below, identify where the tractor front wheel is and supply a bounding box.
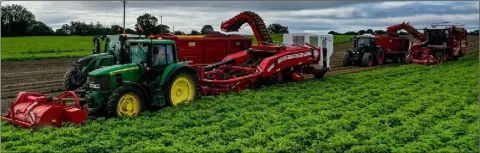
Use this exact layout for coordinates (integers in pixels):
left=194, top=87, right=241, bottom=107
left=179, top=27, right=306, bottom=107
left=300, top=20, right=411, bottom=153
left=63, top=67, right=86, bottom=91
left=106, top=84, right=145, bottom=117
left=342, top=51, right=352, bottom=66
left=362, top=53, right=374, bottom=67
left=165, top=71, right=197, bottom=106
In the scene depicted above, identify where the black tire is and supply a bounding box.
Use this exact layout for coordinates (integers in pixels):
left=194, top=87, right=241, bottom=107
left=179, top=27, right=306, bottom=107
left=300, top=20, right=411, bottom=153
left=435, top=52, right=444, bottom=64
left=362, top=53, right=374, bottom=67
left=281, top=67, right=294, bottom=82
left=106, top=83, right=146, bottom=117
left=63, top=67, right=86, bottom=91
left=375, top=49, right=385, bottom=65
left=452, top=50, right=461, bottom=61
left=400, top=53, right=407, bottom=64
left=164, top=71, right=197, bottom=106
left=343, top=51, right=352, bottom=66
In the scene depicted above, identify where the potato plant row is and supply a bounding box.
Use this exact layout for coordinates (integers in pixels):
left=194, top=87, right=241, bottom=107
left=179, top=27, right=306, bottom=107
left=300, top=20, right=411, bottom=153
left=2, top=53, right=478, bottom=153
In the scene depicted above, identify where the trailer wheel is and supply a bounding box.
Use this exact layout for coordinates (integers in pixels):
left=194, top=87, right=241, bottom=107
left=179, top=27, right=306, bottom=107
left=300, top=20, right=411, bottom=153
left=342, top=51, right=352, bottom=66
left=63, top=67, right=86, bottom=90
left=375, top=49, right=385, bottom=65
left=164, top=71, right=197, bottom=106
left=106, top=84, right=146, bottom=117
left=362, top=53, right=374, bottom=67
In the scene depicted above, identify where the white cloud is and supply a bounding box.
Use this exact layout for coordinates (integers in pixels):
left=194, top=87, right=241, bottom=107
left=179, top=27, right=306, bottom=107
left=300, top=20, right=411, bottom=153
left=452, top=1, right=479, bottom=10
left=374, top=2, right=416, bottom=9
left=261, top=7, right=368, bottom=18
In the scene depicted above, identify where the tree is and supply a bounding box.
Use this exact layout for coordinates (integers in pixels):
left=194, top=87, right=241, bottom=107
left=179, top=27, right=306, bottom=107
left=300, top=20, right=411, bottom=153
left=125, top=28, right=136, bottom=34
left=366, top=29, right=374, bottom=34
left=190, top=30, right=200, bottom=35
left=174, top=31, right=185, bottom=35
left=398, top=31, right=408, bottom=35
left=1, top=4, right=36, bottom=36
left=201, top=25, right=214, bottom=34
left=374, top=30, right=386, bottom=35
left=344, top=31, right=357, bottom=35
left=54, top=29, right=68, bottom=36
left=111, top=25, right=124, bottom=34
left=328, top=31, right=339, bottom=35
left=469, top=30, right=479, bottom=35
left=136, top=13, right=158, bottom=35
left=153, top=24, right=170, bottom=34
left=267, top=23, right=289, bottom=34
left=357, top=30, right=366, bottom=35
left=27, top=21, right=53, bottom=36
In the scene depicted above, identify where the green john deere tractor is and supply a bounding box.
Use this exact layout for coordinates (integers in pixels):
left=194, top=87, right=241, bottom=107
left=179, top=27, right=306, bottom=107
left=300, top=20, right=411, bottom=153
left=63, top=34, right=146, bottom=91
left=77, top=38, right=198, bottom=117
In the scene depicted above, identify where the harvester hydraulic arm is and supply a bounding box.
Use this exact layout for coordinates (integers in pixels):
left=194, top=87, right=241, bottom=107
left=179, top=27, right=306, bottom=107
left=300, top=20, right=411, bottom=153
left=220, top=11, right=273, bottom=45
left=387, top=22, right=425, bottom=41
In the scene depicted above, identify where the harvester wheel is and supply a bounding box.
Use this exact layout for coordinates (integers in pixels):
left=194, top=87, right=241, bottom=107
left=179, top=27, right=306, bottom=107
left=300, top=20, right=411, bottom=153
left=435, top=52, right=444, bottom=64
left=106, top=84, right=146, bottom=117
left=362, top=53, right=374, bottom=67
left=63, top=67, right=86, bottom=91
left=375, top=49, right=385, bottom=65
left=165, top=71, right=197, bottom=106
left=281, top=68, right=294, bottom=82
left=342, top=51, right=352, bottom=66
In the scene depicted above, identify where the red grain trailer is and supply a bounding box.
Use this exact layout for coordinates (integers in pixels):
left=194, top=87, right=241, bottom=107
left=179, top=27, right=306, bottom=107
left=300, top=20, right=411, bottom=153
left=150, top=33, right=252, bottom=66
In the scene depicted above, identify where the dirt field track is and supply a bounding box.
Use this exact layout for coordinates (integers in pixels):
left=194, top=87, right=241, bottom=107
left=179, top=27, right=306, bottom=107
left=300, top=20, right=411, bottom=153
left=1, top=36, right=478, bottom=113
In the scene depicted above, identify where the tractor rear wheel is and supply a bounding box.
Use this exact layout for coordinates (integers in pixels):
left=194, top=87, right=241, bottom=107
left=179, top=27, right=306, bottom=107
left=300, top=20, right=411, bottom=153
left=106, top=84, right=146, bottom=117
left=63, top=67, right=86, bottom=91
left=362, top=53, right=374, bottom=67
left=164, top=71, right=197, bottom=106
left=342, top=51, right=352, bottom=66
left=375, top=49, right=385, bottom=65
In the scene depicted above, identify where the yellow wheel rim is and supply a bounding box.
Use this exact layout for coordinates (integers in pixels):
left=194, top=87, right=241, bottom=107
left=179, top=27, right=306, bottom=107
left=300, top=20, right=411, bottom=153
left=170, top=75, right=195, bottom=106
left=117, top=92, right=141, bottom=116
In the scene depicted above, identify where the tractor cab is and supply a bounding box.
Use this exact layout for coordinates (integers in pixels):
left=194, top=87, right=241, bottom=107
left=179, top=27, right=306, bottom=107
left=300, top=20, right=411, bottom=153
left=92, top=34, right=146, bottom=63
left=84, top=38, right=198, bottom=117
left=423, top=29, right=448, bottom=45
left=353, top=35, right=377, bottom=53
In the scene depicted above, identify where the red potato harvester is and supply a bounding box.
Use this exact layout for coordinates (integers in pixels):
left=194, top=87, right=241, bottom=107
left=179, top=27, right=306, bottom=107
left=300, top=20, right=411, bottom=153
left=386, top=22, right=468, bottom=65
left=195, top=11, right=330, bottom=96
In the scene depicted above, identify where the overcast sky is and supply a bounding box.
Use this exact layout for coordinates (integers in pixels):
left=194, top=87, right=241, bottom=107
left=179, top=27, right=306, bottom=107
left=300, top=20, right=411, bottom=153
left=2, top=1, right=479, bottom=34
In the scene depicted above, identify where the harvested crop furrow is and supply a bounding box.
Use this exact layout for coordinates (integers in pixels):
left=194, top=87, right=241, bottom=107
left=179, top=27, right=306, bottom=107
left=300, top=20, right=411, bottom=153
left=2, top=72, right=64, bottom=86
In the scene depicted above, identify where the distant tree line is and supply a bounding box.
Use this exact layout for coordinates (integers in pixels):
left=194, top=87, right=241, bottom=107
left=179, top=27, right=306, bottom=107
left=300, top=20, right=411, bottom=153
left=2, top=4, right=477, bottom=37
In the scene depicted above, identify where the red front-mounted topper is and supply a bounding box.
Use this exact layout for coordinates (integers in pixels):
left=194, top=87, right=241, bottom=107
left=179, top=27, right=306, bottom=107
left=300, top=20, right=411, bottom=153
left=2, top=91, right=88, bottom=129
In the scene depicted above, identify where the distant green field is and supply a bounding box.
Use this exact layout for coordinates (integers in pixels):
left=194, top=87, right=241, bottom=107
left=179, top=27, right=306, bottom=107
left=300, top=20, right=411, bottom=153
left=1, top=35, right=354, bottom=61
left=1, top=36, right=97, bottom=61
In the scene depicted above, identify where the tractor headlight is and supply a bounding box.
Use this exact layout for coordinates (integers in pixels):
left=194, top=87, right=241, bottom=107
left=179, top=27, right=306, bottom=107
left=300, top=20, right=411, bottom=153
left=89, top=83, right=101, bottom=89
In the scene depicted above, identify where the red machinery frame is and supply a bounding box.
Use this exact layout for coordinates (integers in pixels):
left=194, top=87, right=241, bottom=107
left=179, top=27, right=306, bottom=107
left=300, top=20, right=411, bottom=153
left=2, top=91, right=87, bottom=128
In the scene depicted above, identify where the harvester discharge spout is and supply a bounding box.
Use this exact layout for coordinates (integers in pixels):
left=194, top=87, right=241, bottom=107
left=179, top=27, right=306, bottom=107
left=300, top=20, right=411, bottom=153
left=220, top=11, right=274, bottom=46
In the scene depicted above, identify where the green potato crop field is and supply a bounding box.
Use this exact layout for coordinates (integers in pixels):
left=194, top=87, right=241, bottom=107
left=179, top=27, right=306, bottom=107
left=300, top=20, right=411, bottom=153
left=1, top=35, right=354, bottom=61
left=2, top=51, right=478, bottom=152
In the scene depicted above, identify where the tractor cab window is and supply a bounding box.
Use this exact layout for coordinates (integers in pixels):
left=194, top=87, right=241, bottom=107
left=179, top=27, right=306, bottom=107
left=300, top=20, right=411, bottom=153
left=129, top=44, right=147, bottom=65
left=152, top=44, right=174, bottom=66
left=357, top=38, right=371, bottom=46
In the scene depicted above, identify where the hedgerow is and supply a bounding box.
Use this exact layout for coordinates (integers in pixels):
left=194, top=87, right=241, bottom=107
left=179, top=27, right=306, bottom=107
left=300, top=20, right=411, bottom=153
left=2, top=54, right=478, bottom=152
